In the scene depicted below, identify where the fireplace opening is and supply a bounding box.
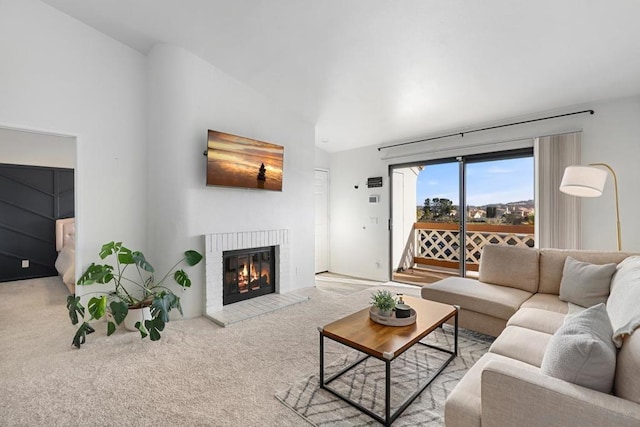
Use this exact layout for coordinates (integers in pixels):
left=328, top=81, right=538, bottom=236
left=223, top=246, right=276, bottom=305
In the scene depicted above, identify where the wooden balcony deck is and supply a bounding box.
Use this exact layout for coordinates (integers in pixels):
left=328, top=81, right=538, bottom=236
left=392, top=266, right=458, bottom=286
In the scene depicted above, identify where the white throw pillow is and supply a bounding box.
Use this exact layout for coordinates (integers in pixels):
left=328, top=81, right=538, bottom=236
left=559, top=257, right=616, bottom=308
left=607, top=256, right=640, bottom=347
left=541, top=303, right=617, bottom=393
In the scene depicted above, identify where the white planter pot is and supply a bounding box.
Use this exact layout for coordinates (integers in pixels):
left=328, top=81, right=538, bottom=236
left=123, top=307, right=152, bottom=331
left=377, top=308, right=393, bottom=317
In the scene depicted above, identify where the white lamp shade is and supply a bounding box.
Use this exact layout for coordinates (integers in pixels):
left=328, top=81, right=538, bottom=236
left=559, top=166, right=608, bottom=197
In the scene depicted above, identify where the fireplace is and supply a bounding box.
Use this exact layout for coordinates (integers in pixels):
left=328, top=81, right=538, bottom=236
left=204, top=229, right=289, bottom=315
left=223, top=246, right=275, bottom=305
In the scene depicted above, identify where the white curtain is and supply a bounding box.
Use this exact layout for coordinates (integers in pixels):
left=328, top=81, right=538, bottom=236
left=534, top=132, right=582, bottom=249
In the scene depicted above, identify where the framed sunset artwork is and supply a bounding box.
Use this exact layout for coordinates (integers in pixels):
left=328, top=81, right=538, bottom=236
left=206, top=130, right=284, bottom=191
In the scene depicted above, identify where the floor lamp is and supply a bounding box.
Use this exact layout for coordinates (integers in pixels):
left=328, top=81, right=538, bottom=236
left=559, top=163, right=621, bottom=251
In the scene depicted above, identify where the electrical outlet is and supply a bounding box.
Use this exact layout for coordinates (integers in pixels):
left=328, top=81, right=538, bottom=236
left=21, top=260, right=29, bottom=268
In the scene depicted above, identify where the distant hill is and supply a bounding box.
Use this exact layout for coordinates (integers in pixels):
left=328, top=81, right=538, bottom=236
left=472, top=199, right=534, bottom=210
left=416, top=199, right=534, bottom=210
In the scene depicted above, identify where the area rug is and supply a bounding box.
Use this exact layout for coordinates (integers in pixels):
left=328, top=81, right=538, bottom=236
left=276, top=325, right=493, bottom=426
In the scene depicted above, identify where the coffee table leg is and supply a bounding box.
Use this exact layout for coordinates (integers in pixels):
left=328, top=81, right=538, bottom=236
left=385, top=359, right=391, bottom=426
left=454, top=305, right=460, bottom=356
left=319, top=328, right=325, bottom=387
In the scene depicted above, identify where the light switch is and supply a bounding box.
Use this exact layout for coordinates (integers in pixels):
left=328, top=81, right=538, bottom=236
left=21, top=260, right=29, bottom=268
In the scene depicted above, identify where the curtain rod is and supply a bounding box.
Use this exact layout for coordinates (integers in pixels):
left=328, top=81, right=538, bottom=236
left=377, top=109, right=595, bottom=151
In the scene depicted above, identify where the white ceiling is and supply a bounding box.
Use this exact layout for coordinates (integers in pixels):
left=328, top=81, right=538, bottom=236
left=41, top=0, right=640, bottom=152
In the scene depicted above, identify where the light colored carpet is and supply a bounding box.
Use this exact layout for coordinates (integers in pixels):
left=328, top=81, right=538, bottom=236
left=276, top=325, right=493, bottom=426
left=315, top=273, right=385, bottom=295
left=0, top=275, right=429, bottom=426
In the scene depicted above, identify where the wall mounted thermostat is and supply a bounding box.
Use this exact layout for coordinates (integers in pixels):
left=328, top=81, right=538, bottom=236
left=367, top=177, right=383, bottom=188
left=369, top=195, right=380, bottom=203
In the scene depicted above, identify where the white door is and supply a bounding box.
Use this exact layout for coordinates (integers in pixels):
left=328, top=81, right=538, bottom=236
left=314, top=169, right=329, bottom=273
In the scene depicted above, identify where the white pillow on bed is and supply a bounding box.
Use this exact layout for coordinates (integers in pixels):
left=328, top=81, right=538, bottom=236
left=55, top=218, right=75, bottom=252
left=63, top=222, right=75, bottom=247
left=62, top=262, right=76, bottom=286
left=55, top=246, right=75, bottom=277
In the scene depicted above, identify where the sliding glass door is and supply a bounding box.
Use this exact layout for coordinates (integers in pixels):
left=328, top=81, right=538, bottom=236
left=391, top=149, right=533, bottom=282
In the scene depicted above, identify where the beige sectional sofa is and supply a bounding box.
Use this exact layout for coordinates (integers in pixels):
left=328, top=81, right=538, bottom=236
left=421, top=244, right=640, bottom=427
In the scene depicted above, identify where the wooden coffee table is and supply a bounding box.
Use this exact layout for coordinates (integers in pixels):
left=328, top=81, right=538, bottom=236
left=318, top=296, right=458, bottom=426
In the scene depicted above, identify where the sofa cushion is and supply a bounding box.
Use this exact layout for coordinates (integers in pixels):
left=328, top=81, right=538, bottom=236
left=541, top=303, right=617, bottom=393
left=445, top=352, right=539, bottom=427
left=520, top=293, right=569, bottom=314
left=479, top=244, right=539, bottom=293
left=507, top=308, right=566, bottom=335
left=421, top=277, right=532, bottom=320
left=614, top=331, right=640, bottom=404
left=450, top=308, right=507, bottom=338
left=489, top=326, right=552, bottom=367
left=559, top=256, right=616, bottom=308
left=607, top=256, right=640, bottom=347
left=538, top=249, right=632, bottom=295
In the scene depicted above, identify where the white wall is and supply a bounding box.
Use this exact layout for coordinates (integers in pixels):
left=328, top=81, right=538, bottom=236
left=146, top=44, right=315, bottom=318
left=329, top=148, right=390, bottom=281
left=329, top=96, right=640, bottom=280
left=0, top=0, right=148, bottom=279
left=0, top=127, right=75, bottom=169
left=315, top=146, right=330, bottom=170
left=579, top=97, right=640, bottom=252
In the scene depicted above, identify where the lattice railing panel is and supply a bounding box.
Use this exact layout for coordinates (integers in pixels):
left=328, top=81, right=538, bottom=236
left=417, top=229, right=461, bottom=262
left=413, top=225, right=535, bottom=268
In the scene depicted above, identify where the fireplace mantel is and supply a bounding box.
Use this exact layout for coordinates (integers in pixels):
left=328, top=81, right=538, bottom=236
left=204, top=229, right=290, bottom=314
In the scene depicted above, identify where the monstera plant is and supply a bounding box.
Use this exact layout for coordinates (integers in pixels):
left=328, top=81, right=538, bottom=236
left=66, top=241, right=203, bottom=348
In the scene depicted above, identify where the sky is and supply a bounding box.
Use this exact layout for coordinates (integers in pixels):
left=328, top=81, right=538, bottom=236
left=416, top=157, right=534, bottom=207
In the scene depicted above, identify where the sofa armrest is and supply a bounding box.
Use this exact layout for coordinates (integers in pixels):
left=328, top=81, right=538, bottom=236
left=481, top=360, right=640, bottom=427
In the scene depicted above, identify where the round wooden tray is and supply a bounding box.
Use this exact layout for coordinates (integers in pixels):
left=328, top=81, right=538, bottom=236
left=369, top=307, right=417, bottom=326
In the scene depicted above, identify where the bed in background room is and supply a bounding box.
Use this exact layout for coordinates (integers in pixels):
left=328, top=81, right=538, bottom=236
left=54, top=217, right=75, bottom=293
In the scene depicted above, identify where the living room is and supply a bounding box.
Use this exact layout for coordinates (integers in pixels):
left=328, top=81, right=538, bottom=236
left=1, top=1, right=640, bottom=425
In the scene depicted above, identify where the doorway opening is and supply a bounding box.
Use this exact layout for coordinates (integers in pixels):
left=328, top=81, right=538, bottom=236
left=0, top=126, right=77, bottom=290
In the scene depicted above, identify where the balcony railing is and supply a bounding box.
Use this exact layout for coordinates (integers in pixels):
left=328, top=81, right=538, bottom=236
left=398, top=222, right=535, bottom=273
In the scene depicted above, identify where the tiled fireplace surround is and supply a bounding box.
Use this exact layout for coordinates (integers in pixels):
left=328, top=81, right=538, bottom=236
left=204, top=229, right=306, bottom=325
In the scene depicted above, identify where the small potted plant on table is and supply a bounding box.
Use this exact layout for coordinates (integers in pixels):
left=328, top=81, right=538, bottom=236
left=371, top=289, right=397, bottom=317
left=66, top=241, right=202, bottom=348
